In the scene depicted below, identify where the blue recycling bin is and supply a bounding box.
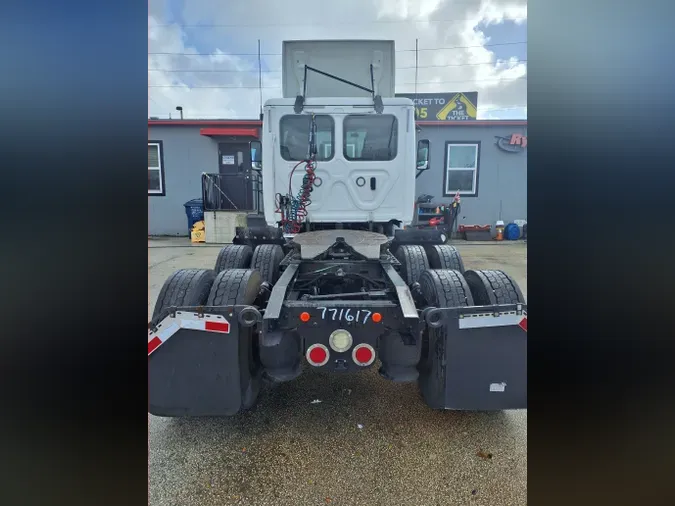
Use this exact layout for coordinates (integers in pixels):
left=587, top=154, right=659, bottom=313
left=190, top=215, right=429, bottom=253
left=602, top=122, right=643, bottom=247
left=184, top=198, right=204, bottom=234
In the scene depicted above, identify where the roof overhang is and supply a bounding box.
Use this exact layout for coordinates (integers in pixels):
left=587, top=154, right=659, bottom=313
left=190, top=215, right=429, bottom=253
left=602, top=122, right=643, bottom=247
left=199, top=127, right=259, bottom=138
left=148, top=120, right=262, bottom=127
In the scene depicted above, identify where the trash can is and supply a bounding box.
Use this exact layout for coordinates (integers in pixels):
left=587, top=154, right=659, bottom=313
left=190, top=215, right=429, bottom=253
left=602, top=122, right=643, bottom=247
left=183, top=198, right=204, bottom=235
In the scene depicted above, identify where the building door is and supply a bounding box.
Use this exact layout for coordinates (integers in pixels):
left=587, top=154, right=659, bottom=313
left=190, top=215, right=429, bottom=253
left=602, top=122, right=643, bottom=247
left=217, top=142, right=254, bottom=210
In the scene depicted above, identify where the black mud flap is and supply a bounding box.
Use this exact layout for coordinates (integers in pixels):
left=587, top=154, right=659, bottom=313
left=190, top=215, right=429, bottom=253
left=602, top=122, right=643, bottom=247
left=420, top=304, right=527, bottom=411
left=232, top=225, right=286, bottom=249
left=391, top=228, right=447, bottom=253
left=148, top=307, right=261, bottom=417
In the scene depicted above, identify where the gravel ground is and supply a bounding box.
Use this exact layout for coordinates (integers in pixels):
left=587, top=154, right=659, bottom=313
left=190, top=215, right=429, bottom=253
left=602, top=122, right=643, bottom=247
left=149, top=238, right=527, bottom=506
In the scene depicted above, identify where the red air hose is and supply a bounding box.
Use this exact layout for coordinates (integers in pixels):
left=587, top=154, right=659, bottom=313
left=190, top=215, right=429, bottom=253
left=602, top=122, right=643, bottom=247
left=276, top=160, right=316, bottom=234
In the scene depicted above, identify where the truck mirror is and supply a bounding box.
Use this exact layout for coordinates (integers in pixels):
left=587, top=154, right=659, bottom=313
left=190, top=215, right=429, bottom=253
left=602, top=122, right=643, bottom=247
left=250, top=140, right=262, bottom=170
left=417, top=140, right=430, bottom=170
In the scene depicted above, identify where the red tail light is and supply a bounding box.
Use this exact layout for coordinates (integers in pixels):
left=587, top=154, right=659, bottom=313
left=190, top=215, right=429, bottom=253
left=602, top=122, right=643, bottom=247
left=352, top=344, right=375, bottom=366
left=306, top=343, right=329, bottom=367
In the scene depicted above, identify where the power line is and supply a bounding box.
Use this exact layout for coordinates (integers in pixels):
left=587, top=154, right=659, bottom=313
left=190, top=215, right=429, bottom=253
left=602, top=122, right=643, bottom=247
left=155, top=13, right=488, bottom=29
left=148, top=76, right=525, bottom=89
left=406, top=41, right=526, bottom=53
left=153, top=2, right=508, bottom=29
left=146, top=105, right=527, bottom=118
left=148, top=59, right=527, bottom=73
left=147, top=41, right=527, bottom=57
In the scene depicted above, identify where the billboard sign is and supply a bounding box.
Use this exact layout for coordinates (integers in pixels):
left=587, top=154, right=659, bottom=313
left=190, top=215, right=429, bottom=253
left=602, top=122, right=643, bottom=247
left=395, top=92, right=478, bottom=121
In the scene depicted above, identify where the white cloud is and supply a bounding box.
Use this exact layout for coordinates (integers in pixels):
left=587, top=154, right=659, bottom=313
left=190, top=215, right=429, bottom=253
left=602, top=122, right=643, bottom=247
left=148, top=0, right=527, bottom=119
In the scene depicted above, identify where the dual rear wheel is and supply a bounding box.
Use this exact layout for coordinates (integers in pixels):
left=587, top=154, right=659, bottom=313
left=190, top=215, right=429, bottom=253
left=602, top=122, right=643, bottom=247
left=417, top=267, right=526, bottom=409
left=213, top=244, right=284, bottom=284
left=393, top=244, right=465, bottom=285
left=152, top=243, right=284, bottom=415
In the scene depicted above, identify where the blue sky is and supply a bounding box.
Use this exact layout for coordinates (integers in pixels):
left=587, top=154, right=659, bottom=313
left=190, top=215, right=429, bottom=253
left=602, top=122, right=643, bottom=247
left=478, top=20, right=527, bottom=62
left=148, top=0, right=527, bottom=119
left=475, top=19, right=527, bottom=118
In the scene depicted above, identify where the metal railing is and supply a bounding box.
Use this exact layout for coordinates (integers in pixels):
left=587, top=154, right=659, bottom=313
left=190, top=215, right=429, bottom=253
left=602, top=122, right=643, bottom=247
left=201, top=172, right=263, bottom=212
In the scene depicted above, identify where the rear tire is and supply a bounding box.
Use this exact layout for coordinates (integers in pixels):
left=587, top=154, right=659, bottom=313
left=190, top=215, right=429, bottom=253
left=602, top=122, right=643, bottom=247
left=152, top=269, right=216, bottom=320
left=425, top=244, right=465, bottom=273
left=207, top=269, right=263, bottom=412
left=463, top=269, right=525, bottom=305
left=214, top=245, right=253, bottom=273
left=251, top=244, right=284, bottom=284
left=418, top=269, right=474, bottom=410
left=393, top=245, right=429, bottom=286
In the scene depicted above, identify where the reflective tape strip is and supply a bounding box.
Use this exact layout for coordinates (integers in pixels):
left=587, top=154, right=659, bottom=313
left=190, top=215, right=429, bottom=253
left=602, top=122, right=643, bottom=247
left=157, top=322, right=181, bottom=341
left=148, top=312, right=231, bottom=356
left=205, top=320, right=230, bottom=333
left=458, top=312, right=527, bottom=331
left=180, top=319, right=206, bottom=331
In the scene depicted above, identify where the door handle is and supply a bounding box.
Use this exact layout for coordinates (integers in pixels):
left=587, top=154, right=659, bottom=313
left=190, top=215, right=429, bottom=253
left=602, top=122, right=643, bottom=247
left=370, top=177, right=376, bottom=190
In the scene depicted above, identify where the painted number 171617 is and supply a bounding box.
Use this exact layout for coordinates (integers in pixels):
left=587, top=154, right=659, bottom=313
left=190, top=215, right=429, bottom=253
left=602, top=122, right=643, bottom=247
left=316, top=307, right=372, bottom=324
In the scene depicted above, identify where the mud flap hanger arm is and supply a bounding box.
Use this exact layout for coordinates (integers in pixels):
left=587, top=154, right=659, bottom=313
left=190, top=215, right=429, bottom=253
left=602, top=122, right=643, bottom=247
left=294, top=64, right=383, bottom=114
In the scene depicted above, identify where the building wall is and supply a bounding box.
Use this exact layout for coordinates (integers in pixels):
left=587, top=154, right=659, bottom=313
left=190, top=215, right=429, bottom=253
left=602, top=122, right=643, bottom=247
left=415, top=124, right=527, bottom=226
left=149, top=121, right=526, bottom=235
left=148, top=125, right=222, bottom=236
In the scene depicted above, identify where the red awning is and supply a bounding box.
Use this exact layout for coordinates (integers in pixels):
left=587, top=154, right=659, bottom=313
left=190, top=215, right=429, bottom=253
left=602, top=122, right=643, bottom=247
left=199, top=128, right=259, bottom=138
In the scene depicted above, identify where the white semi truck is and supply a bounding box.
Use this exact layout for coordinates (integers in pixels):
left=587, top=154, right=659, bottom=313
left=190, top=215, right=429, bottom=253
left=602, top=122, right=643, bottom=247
left=148, top=40, right=527, bottom=417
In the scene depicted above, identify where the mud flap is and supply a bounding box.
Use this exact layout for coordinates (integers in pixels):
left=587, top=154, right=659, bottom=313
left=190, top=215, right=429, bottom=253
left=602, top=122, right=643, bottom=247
left=148, top=308, right=260, bottom=417
left=391, top=228, right=447, bottom=252
left=421, top=305, right=527, bottom=410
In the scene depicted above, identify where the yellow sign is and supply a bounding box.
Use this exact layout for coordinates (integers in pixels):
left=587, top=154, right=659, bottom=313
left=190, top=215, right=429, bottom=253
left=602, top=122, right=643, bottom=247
left=436, top=93, right=477, bottom=121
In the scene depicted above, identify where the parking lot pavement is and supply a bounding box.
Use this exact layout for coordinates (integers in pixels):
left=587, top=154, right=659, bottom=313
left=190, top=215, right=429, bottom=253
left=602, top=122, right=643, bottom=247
left=149, top=238, right=527, bottom=506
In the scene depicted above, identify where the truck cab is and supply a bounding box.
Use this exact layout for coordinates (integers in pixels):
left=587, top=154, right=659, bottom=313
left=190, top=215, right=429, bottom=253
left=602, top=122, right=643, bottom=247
left=260, top=97, right=418, bottom=228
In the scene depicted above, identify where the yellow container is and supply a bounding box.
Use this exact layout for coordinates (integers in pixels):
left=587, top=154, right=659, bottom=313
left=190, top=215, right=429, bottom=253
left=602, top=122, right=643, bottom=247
left=190, top=229, right=205, bottom=243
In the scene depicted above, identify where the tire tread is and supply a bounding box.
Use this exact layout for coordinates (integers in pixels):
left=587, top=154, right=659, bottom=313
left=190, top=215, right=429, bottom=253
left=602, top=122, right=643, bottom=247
left=152, top=268, right=216, bottom=319
left=214, top=245, right=253, bottom=273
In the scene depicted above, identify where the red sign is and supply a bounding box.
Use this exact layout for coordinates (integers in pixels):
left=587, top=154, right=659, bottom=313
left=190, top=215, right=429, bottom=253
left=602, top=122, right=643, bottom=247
left=495, top=133, right=527, bottom=152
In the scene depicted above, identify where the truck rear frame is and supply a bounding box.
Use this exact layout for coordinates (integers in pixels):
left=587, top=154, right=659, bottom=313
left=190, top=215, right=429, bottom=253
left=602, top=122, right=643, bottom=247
left=148, top=232, right=527, bottom=416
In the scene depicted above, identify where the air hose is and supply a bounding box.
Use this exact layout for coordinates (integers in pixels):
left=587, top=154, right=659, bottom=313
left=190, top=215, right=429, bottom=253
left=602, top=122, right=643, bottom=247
left=276, top=159, right=317, bottom=234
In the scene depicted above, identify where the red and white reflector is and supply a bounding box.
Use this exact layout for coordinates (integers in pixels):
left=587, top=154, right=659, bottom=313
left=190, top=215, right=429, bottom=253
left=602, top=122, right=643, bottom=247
left=306, top=343, right=330, bottom=367
left=458, top=312, right=527, bottom=332
left=518, top=317, right=527, bottom=332
left=148, top=311, right=231, bottom=356
left=352, top=343, right=376, bottom=366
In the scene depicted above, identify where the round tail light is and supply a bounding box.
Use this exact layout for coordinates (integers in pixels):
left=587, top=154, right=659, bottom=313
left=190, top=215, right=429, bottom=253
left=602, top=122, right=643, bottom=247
left=306, top=343, right=329, bottom=367
left=352, top=343, right=375, bottom=366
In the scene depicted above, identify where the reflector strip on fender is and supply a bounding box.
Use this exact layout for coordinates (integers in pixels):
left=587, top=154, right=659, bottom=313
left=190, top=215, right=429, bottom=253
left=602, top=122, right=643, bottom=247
left=458, top=312, right=527, bottom=331
left=148, top=311, right=231, bottom=356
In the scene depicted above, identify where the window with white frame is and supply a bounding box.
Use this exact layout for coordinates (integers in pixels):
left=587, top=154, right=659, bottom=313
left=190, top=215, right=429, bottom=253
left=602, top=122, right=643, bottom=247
left=148, top=142, right=164, bottom=195
left=445, top=142, right=480, bottom=196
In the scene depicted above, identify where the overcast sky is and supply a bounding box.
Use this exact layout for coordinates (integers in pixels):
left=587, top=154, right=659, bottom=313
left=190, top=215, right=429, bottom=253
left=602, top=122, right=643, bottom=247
left=148, top=0, right=527, bottom=120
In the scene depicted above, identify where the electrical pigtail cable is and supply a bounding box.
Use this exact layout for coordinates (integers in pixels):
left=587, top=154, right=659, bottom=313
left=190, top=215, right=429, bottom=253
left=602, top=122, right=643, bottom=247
left=276, top=114, right=320, bottom=234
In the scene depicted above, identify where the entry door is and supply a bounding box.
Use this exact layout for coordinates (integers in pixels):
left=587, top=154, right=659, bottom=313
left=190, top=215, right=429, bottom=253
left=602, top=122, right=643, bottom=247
left=217, top=142, right=253, bottom=210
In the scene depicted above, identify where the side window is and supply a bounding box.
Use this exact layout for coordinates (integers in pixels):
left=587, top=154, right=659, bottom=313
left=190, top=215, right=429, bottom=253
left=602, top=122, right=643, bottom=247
left=343, top=115, right=398, bottom=161
left=148, top=141, right=165, bottom=196
left=445, top=142, right=480, bottom=197
left=279, top=115, right=334, bottom=161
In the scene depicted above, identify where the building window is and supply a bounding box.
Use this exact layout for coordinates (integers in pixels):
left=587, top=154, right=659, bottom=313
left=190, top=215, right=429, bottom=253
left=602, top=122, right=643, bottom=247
left=444, top=141, right=480, bottom=197
left=148, top=141, right=165, bottom=196
left=280, top=115, right=334, bottom=161
left=343, top=115, right=398, bottom=161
